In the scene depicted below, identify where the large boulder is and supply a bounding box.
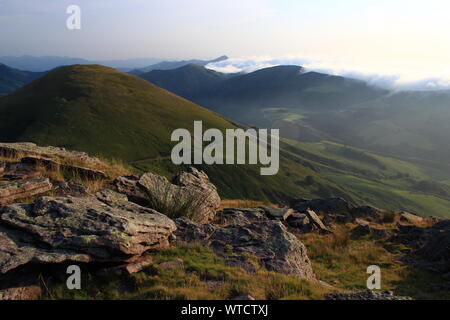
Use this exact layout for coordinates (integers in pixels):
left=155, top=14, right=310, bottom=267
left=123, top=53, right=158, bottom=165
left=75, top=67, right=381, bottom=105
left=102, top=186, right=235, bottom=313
left=112, top=167, right=220, bottom=224
left=0, top=190, right=176, bottom=274
left=174, top=217, right=316, bottom=281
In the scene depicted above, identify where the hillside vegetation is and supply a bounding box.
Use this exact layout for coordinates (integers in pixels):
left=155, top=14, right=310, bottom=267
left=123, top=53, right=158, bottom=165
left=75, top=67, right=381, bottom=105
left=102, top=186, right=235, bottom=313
left=0, top=65, right=449, bottom=216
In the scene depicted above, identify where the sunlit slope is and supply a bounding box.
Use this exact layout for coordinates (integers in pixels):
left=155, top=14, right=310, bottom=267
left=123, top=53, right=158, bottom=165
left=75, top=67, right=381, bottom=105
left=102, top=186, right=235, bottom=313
left=0, top=64, right=234, bottom=161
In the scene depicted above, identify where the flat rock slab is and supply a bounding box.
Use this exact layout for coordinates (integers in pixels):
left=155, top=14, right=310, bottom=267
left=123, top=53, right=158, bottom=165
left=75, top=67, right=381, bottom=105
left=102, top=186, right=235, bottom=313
left=305, top=209, right=331, bottom=233
left=0, top=190, right=176, bottom=274
left=0, top=142, right=102, bottom=167
left=0, top=178, right=52, bottom=206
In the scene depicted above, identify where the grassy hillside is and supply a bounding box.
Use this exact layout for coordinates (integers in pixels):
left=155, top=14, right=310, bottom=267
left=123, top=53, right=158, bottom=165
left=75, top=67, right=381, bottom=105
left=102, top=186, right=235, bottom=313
left=1, top=64, right=449, bottom=217
left=0, top=64, right=234, bottom=161
left=140, top=64, right=228, bottom=99
left=0, top=63, right=44, bottom=97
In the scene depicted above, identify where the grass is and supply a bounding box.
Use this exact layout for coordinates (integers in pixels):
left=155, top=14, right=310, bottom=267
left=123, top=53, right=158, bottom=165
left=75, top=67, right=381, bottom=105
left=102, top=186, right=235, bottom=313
left=140, top=180, right=211, bottom=222
left=1, top=65, right=450, bottom=217
left=298, top=224, right=450, bottom=299
left=44, top=244, right=329, bottom=300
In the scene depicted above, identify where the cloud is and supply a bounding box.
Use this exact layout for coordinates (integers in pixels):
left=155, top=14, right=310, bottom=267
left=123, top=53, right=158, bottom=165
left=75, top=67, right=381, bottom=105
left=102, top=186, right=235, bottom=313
left=206, top=55, right=450, bottom=90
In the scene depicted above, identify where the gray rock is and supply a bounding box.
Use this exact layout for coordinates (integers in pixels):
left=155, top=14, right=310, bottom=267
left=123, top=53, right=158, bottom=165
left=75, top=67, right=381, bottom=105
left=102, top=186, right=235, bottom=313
left=400, top=211, right=424, bottom=225
left=112, top=167, right=220, bottom=224
left=0, top=190, right=176, bottom=274
left=350, top=206, right=383, bottom=221
left=0, top=178, right=52, bottom=206
left=352, top=224, right=389, bottom=239
left=216, top=208, right=267, bottom=226
left=261, top=206, right=293, bottom=221
left=305, top=209, right=331, bottom=233
left=291, top=198, right=352, bottom=214
left=0, top=142, right=102, bottom=168
left=174, top=218, right=316, bottom=281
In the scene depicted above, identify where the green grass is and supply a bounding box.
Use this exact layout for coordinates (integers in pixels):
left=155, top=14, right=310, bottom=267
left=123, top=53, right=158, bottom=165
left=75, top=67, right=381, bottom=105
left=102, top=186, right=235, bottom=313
left=299, top=225, right=450, bottom=299
left=44, top=244, right=328, bottom=300
left=1, top=65, right=450, bottom=216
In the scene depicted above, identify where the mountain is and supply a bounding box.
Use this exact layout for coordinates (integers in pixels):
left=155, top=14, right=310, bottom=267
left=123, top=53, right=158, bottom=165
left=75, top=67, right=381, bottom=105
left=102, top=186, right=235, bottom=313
left=306, top=90, right=450, bottom=170
left=0, top=55, right=163, bottom=72
left=140, top=63, right=232, bottom=99
left=138, top=64, right=450, bottom=174
left=1, top=64, right=449, bottom=215
left=0, top=63, right=45, bottom=97
left=138, top=64, right=387, bottom=123
left=130, top=55, right=228, bottom=75
left=0, top=64, right=234, bottom=161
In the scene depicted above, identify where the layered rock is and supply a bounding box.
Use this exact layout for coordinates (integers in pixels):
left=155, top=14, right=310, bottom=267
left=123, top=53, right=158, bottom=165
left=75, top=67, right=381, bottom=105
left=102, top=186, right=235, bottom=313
left=174, top=212, right=316, bottom=281
left=0, top=190, right=176, bottom=274
left=0, top=178, right=52, bottom=206
left=0, top=142, right=102, bottom=167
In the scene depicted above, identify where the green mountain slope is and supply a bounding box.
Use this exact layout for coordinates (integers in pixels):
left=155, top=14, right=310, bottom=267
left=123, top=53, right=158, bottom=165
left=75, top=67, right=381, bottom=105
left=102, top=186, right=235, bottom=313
left=140, top=64, right=229, bottom=99
left=1, top=64, right=448, bottom=216
left=0, top=64, right=235, bottom=161
left=139, top=65, right=387, bottom=123
left=0, top=63, right=44, bottom=97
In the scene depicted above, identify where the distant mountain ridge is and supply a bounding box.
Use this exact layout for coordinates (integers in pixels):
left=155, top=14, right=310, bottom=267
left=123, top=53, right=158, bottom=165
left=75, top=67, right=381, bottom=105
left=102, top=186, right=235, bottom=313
left=1, top=64, right=450, bottom=216
left=0, top=55, right=163, bottom=72
left=137, top=63, right=450, bottom=178
left=130, top=55, right=229, bottom=75
left=0, top=63, right=45, bottom=97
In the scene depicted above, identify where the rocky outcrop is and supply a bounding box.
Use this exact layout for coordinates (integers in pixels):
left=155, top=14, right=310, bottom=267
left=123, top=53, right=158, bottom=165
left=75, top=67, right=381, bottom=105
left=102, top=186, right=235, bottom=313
left=260, top=206, right=293, bottom=221
left=416, top=220, right=450, bottom=273
left=350, top=206, right=383, bottom=222
left=304, top=209, right=331, bottom=233
left=21, top=157, right=108, bottom=180
left=112, top=167, right=220, bottom=224
left=352, top=224, right=390, bottom=239
left=0, top=190, right=176, bottom=274
left=290, top=198, right=353, bottom=214
left=174, top=214, right=316, bottom=281
left=0, top=178, right=52, bottom=206
left=400, top=211, right=424, bottom=225
left=0, top=142, right=102, bottom=167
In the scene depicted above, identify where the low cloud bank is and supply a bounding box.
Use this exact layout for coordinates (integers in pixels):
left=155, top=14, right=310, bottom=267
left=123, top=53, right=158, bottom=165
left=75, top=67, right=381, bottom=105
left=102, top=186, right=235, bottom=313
left=206, top=56, right=450, bottom=91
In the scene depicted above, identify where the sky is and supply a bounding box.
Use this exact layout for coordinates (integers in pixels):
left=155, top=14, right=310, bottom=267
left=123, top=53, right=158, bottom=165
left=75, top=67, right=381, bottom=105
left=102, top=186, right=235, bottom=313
left=1, top=0, right=450, bottom=87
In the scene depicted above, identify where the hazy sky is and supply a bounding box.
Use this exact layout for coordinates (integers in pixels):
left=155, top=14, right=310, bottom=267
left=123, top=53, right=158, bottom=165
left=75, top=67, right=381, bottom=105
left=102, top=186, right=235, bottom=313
left=2, top=0, right=450, bottom=86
